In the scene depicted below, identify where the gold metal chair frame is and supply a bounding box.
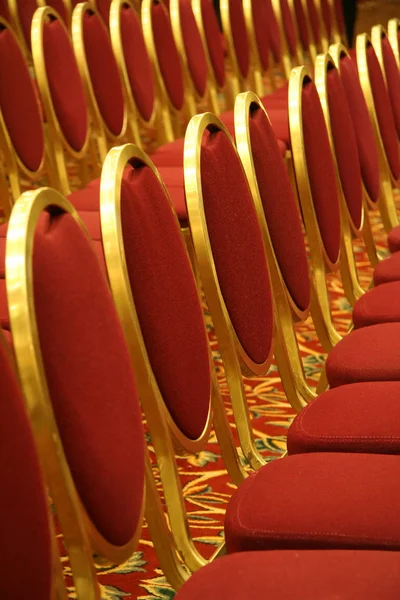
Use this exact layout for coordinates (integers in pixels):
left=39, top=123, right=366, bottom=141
left=6, top=187, right=144, bottom=598
left=72, top=2, right=129, bottom=162
left=327, top=0, right=346, bottom=45
left=388, top=18, right=399, bottom=69
left=99, top=143, right=247, bottom=571
left=32, top=7, right=92, bottom=196
left=371, top=24, right=394, bottom=92
left=242, top=0, right=275, bottom=96
left=141, top=0, right=190, bottom=140
left=269, top=0, right=300, bottom=78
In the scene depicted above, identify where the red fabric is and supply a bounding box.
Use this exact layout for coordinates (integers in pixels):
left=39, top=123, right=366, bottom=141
left=225, top=452, right=400, bottom=552
left=82, top=10, right=125, bottom=136
left=33, top=211, right=144, bottom=546
left=293, top=0, right=309, bottom=50
left=388, top=225, right=400, bottom=253
left=326, top=67, right=363, bottom=230
left=0, top=27, right=44, bottom=171
left=228, top=0, right=250, bottom=78
left=339, top=55, right=380, bottom=203
left=352, top=282, right=400, bottom=328
left=180, top=0, right=208, bottom=96
left=120, top=4, right=155, bottom=122
left=200, top=0, right=225, bottom=87
left=382, top=37, right=400, bottom=139
left=152, top=2, right=185, bottom=110
left=68, top=178, right=101, bottom=211
left=0, top=0, right=9, bottom=21
left=151, top=138, right=185, bottom=166
left=157, top=165, right=187, bottom=221
left=367, top=45, right=400, bottom=180
left=301, top=81, right=341, bottom=265
left=175, top=549, right=400, bottom=599
left=264, top=0, right=281, bottom=62
left=43, top=18, right=88, bottom=152
left=200, top=128, right=274, bottom=364
left=46, top=0, right=67, bottom=22
left=333, top=0, right=344, bottom=34
left=96, top=0, right=111, bottom=26
left=288, top=381, right=400, bottom=455
left=251, top=0, right=270, bottom=70
left=120, top=165, right=210, bottom=439
left=0, top=338, right=52, bottom=599
left=0, top=279, right=9, bottom=329
left=18, top=0, right=38, bottom=50
left=320, top=0, right=331, bottom=38
left=280, top=0, right=298, bottom=56
left=326, top=323, right=400, bottom=387
left=306, top=0, right=320, bottom=46
left=249, top=105, right=310, bottom=311
left=261, top=108, right=290, bottom=145
left=373, top=251, right=400, bottom=286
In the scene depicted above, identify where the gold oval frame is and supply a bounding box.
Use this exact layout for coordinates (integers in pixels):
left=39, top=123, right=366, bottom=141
left=6, top=187, right=144, bottom=584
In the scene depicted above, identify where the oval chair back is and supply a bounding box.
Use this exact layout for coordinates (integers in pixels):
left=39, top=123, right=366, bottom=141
left=292, top=0, right=314, bottom=61
left=46, top=0, right=69, bottom=23
left=72, top=2, right=127, bottom=161
left=8, top=0, right=39, bottom=57
left=306, top=0, right=328, bottom=52
left=329, top=0, right=345, bottom=44
left=388, top=18, right=399, bottom=69
left=220, top=0, right=251, bottom=99
left=316, top=0, right=333, bottom=44
left=94, top=0, right=112, bottom=26
left=32, top=7, right=90, bottom=195
left=6, top=188, right=145, bottom=597
left=278, top=0, right=302, bottom=67
left=243, top=0, right=273, bottom=96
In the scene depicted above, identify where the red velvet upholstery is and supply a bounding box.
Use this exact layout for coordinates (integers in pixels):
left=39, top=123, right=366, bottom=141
left=175, top=549, right=400, bottom=599
left=46, top=0, right=67, bottom=22
left=43, top=18, right=88, bottom=152
left=306, top=0, right=320, bottom=46
left=382, top=37, right=400, bottom=139
left=320, top=0, right=331, bottom=38
left=179, top=0, right=208, bottom=96
left=367, top=44, right=400, bottom=180
left=120, top=4, right=155, bottom=122
left=388, top=225, right=400, bottom=253
left=82, top=10, right=125, bottom=136
left=352, top=282, right=400, bottom=328
left=288, top=381, right=400, bottom=455
left=200, top=128, right=274, bottom=364
left=0, top=0, right=9, bottom=21
left=151, top=2, right=185, bottom=110
left=293, top=0, right=309, bottom=50
left=0, top=27, right=44, bottom=172
left=33, top=211, right=144, bottom=546
left=96, top=0, right=111, bottom=26
left=120, top=165, right=210, bottom=439
left=280, top=0, right=298, bottom=56
left=200, top=0, right=225, bottom=87
left=249, top=105, right=310, bottom=311
left=251, top=0, right=270, bottom=70
left=225, top=452, right=400, bottom=552
left=326, top=66, right=363, bottom=230
left=339, top=55, right=380, bottom=203
left=326, top=323, right=400, bottom=387
left=228, top=0, right=250, bottom=78
left=333, top=0, right=344, bottom=34
left=264, top=0, right=281, bottom=62
left=373, top=251, right=400, bottom=286
left=301, top=81, right=341, bottom=265
left=18, top=0, right=38, bottom=50
left=0, top=336, right=52, bottom=599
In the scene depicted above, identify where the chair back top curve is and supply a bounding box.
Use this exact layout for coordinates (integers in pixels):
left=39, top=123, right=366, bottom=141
left=192, top=0, right=226, bottom=89
left=372, top=25, right=400, bottom=141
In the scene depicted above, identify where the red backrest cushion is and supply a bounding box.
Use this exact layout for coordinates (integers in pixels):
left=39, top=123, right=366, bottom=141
left=120, top=164, right=211, bottom=440
left=0, top=0, right=9, bottom=21
left=333, top=0, right=344, bottom=34
left=228, top=0, right=250, bottom=78
left=0, top=26, right=44, bottom=172
left=43, top=18, right=88, bottom=152
left=320, top=0, right=331, bottom=38
left=251, top=0, right=270, bottom=70
left=339, top=55, right=380, bottom=203
left=46, top=0, right=67, bottom=22
left=249, top=105, right=310, bottom=312
left=180, top=0, right=208, bottom=96
left=306, top=0, right=320, bottom=45
left=18, top=0, right=38, bottom=50
left=82, top=10, right=125, bottom=136
left=120, top=4, right=155, bottom=122
left=293, top=0, right=309, bottom=50
left=326, top=66, right=363, bottom=230
left=96, top=0, right=111, bottom=26
left=200, top=128, right=274, bottom=364
left=300, top=81, right=341, bottom=265
left=33, top=211, right=144, bottom=547
left=0, top=338, right=52, bottom=599
left=200, top=0, right=225, bottom=86
left=382, top=36, right=400, bottom=139
left=367, top=44, right=400, bottom=180
left=280, top=0, right=298, bottom=56
left=264, top=0, right=281, bottom=62
left=151, top=1, right=185, bottom=110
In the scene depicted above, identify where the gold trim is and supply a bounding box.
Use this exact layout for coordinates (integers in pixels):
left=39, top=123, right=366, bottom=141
left=6, top=188, right=143, bottom=591
left=388, top=18, right=400, bottom=69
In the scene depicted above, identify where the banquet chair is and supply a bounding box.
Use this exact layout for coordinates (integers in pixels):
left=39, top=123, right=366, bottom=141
left=262, top=0, right=292, bottom=80
left=388, top=18, right=399, bottom=68
left=219, top=0, right=252, bottom=98
left=329, top=0, right=346, bottom=44
left=306, top=0, right=329, bottom=53
left=315, top=0, right=334, bottom=45
left=292, top=0, right=317, bottom=62
left=0, top=327, right=66, bottom=599
left=93, top=0, right=112, bottom=26
left=274, top=0, right=303, bottom=69
left=8, top=0, right=39, bottom=57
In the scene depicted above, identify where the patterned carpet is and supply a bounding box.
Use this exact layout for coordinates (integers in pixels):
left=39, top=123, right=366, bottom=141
left=59, top=186, right=398, bottom=599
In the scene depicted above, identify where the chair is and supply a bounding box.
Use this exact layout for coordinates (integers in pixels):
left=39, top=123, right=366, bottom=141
left=388, top=18, right=399, bottom=68
left=8, top=0, right=39, bottom=56
left=275, top=0, right=302, bottom=69
left=220, top=0, right=252, bottom=98
left=329, top=0, right=346, bottom=44
left=316, top=0, right=334, bottom=45
left=292, top=0, right=316, bottom=62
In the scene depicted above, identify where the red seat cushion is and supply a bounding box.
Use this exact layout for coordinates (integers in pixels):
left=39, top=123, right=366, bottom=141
left=174, top=549, right=400, bottom=600
left=352, top=281, right=400, bottom=328
left=373, top=251, right=400, bottom=286
left=382, top=37, right=400, bottom=139
left=179, top=0, right=208, bottom=96
left=288, top=381, right=400, bottom=455
left=120, top=165, right=211, bottom=439
left=33, top=211, right=144, bottom=547
left=68, top=178, right=101, bottom=211
left=225, top=452, right=400, bottom=553
left=200, top=0, right=226, bottom=87
left=326, top=323, right=400, bottom=388
left=0, top=336, right=52, bottom=599
left=388, top=225, right=400, bottom=253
